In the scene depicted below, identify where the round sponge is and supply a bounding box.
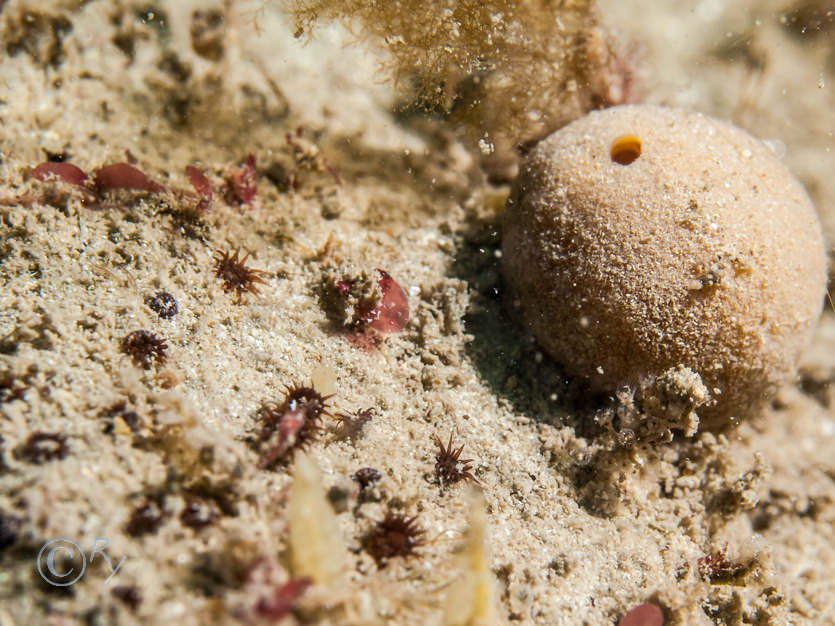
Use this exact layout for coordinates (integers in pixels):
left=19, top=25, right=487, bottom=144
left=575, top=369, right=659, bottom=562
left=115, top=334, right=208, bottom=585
left=502, top=104, right=827, bottom=428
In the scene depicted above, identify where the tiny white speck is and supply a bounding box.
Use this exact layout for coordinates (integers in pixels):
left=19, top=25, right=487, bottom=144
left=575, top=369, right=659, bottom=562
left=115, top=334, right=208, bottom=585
left=763, top=139, right=786, bottom=159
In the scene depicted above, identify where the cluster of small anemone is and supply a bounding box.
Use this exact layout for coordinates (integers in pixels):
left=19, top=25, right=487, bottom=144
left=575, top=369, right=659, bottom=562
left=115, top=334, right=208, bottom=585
left=247, top=379, right=481, bottom=567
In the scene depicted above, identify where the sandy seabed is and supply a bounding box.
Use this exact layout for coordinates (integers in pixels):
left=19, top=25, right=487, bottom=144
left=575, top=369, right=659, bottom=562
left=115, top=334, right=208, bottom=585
left=1, top=1, right=834, bottom=625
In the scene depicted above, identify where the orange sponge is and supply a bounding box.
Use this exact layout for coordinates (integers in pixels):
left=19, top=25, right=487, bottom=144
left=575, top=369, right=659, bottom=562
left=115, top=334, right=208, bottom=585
left=502, top=105, right=827, bottom=428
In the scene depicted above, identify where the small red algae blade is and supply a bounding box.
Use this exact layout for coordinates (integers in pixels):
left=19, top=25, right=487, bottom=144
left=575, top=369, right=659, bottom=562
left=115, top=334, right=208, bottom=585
left=94, top=163, right=164, bottom=192
left=31, top=162, right=88, bottom=186
left=618, top=603, right=664, bottom=626
left=254, top=577, right=312, bottom=620
left=369, top=269, right=409, bottom=333
left=186, top=165, right=213, bottom=201
left=230, top=153, right=257, bottom=204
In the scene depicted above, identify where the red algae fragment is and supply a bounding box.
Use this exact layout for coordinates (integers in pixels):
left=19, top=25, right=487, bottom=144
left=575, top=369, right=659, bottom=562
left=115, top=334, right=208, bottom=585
left=254, top=577, right=312, bottom=619
left=618, top=603, right=664, bottom=626
left=186, top=165, right=212, bottom=199
left=229, top=153, right=257, bottom=204
left=185, top=165, right=213, bottom=210
left=94, top=163, right=164, bottom=193
left=322, top=267, right=409, bottom=350
left=335, top=280, right=353, bottom=296
left=368, top=269, right=409, bottom=333
left=31, top=162, right=88, bottom=186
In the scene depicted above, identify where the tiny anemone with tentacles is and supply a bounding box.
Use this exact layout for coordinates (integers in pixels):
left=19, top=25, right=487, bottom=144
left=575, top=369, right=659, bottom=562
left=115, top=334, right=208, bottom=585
left=362, top=510, right=425, bottom=567
left=332, top=407, right=375, bottom=443
left=256, top=382, right=332, bottom=469
left=121, top=330, right=168, bottom=369
left=433, top=433, right=478, bottom=488
left=213, top=248, right=267, bottom=301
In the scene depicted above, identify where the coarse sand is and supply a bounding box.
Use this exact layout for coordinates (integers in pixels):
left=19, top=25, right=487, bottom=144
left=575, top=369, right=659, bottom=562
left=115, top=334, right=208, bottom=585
left=0, top=1, right=834, bottom=625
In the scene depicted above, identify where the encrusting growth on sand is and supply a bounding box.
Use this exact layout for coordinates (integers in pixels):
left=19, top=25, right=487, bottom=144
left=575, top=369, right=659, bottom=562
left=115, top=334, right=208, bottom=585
left=600, top=365, right=710, bottom=444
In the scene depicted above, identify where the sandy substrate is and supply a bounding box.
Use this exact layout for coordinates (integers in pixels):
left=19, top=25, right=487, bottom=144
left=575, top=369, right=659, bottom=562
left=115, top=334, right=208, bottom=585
left=1, top=1, right=834, bottom=625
